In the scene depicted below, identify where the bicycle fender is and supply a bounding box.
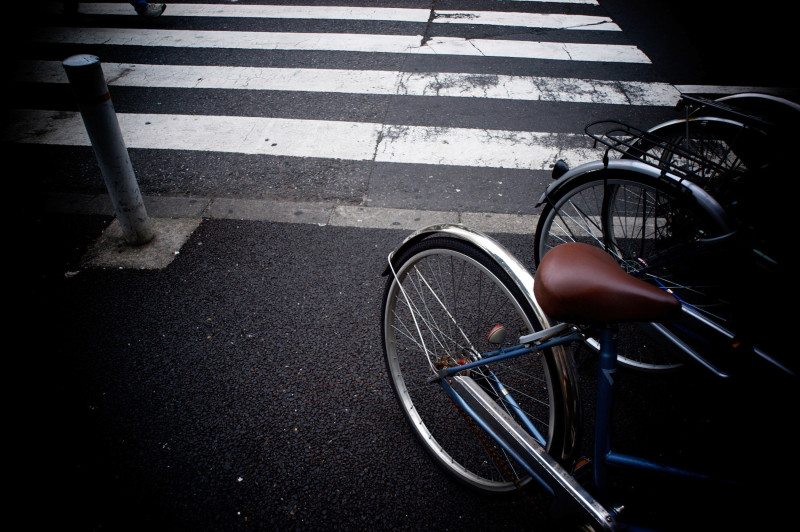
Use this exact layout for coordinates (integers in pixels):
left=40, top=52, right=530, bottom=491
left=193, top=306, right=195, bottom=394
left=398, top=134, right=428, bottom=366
left=535, top=158, right=734, bottom=235
left=645, top=115, right=751, bottom=135
left=384, top=224, right=537, bottom=312
left=714, top=92, right=800, bottom=114
left=383, top=224, right=582, bottom=461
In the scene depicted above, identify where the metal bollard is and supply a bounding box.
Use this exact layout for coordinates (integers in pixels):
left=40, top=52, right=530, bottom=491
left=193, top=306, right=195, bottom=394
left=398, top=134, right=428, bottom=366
left=63, top=54, right=154, bottom=246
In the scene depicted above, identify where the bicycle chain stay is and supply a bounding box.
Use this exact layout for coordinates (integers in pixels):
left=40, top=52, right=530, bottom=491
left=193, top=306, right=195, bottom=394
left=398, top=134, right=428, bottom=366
left=453, top=395, right=550, bottom=523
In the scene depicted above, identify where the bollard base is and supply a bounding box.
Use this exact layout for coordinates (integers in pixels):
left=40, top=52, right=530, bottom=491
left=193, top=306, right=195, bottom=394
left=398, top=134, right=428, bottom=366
left=80, top=217, right=200, bottom=270
left=119, top=218, right=156, bottom=247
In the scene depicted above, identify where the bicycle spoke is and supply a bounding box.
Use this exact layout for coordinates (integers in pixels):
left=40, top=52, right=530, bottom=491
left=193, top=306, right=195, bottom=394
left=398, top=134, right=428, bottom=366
left=383, top=237, right=572, bottom=492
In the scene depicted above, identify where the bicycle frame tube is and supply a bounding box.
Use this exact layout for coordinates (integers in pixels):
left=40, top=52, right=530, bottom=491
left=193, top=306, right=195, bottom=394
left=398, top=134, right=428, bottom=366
left=485, top=369, right=547, bottom=445
left=436, top=330, right=582, bottom=445
left=631, top=240, right=793, bottom=377
left=592, top=327, right=730, bottom=496
left=436, top=331, right=581, bottom=380
left=438, top=326, right=733, bottom=528
left=443, top=374, right=617, bottom=530
left=592, top=327, right=616, bottom=495
left=440, top=377, right=555, bottom=496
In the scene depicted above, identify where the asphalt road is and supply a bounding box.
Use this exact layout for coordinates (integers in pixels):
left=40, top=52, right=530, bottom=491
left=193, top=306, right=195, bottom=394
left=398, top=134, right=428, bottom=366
left=22, top=213, right=555, bottom=531
left=18, top=206, right=796, bottom=531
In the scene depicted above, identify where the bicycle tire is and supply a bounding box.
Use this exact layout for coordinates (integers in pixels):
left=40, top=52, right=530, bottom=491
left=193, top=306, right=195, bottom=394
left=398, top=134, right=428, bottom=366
left=382, top=236, right=577, bottom=493
left=534, top=170, right=736, bottom=372
left=628, top=117, right=763, bottom=199
left=696, top=93, right=800, bottom=129
left=631, top=110, right=790, bottom=339
left=641, top=98, right=794, bottom=273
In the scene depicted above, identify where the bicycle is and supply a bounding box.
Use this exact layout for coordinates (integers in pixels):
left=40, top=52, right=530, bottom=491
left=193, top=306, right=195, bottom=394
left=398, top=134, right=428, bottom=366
left=532, top=95, right=796, bottom=373
left=626, top=93, right=800, bottom=191
left=381, top=224, right=796, bottom=530
left=624, top=93, right=799, bottom=223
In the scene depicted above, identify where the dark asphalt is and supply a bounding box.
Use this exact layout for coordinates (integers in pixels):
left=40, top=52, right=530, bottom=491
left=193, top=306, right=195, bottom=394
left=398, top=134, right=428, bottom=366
left=21, top=212, right=552, bottom=531
left=17, top=209, right=795, bottom=531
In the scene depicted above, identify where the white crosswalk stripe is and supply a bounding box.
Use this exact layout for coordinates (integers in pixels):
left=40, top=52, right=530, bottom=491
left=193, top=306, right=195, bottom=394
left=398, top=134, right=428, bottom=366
left=53, top=2, right=616, bottom=30
left=17, top=60, right=679, bottom=105
left=8, top=109, right=599, bottom=170
left=10, top=1, right=685, bottom=227
left=31, top=27, right=649, bottom=62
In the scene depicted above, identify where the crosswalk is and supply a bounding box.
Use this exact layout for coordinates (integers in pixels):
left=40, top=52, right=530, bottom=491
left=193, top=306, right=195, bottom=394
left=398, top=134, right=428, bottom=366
left=6, top=1, right=718, bottom=229
left=31, top=27, right=649, bottom=61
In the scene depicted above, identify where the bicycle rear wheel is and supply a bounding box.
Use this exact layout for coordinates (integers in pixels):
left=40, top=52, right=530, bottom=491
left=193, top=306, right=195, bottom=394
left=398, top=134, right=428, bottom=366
left=382, top=236, right=577, bottom=493
left=630, top=118, right=766, bottom=205
left=639, top=107, right=792, bottom=274
left=622, top=114, right=790, bottom=365
left=535, top=172, right=734, bottom=371
left=636, top=119, right=754, bottom=188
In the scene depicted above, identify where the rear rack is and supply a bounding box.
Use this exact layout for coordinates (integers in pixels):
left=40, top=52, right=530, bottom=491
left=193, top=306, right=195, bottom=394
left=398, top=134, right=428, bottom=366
left=584, top=119, right=746, bottom=184
left=584, top=92, right=787, bottom=185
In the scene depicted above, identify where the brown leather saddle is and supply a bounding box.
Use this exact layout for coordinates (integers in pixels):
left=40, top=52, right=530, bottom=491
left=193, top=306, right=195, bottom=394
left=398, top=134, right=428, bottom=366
left=534, top=243, right=681, bottom=324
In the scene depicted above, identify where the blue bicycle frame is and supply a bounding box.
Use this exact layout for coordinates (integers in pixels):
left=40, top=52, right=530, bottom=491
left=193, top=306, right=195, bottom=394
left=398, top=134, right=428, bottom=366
left=433, top=323, right=740, bottom=531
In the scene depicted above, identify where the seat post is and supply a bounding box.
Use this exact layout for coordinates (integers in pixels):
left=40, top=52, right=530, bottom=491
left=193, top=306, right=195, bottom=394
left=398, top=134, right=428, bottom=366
left=593, top=326, right=618, bottom=497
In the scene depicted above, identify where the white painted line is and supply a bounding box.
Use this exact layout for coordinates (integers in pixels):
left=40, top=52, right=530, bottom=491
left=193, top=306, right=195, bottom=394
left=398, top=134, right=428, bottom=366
left=421, top=37, right=648, bottom=63
left=17, top=60, right=680, bottom=106
left=372, top=123, right=595, bottom=169
left=32, top=27, right=422, bottom=54
left=396, top=70, right=677, bottom=104
left=5, top=109, right=598, bottom=170
left=74, top=3, right=431, bottom=22
left=62, top=3, right=610, bottom=29
left=5, top=110, right=381, bottom=160
left=434, top=11, right=619, bottom=31
left=32, top=27, right=650, bottom=63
